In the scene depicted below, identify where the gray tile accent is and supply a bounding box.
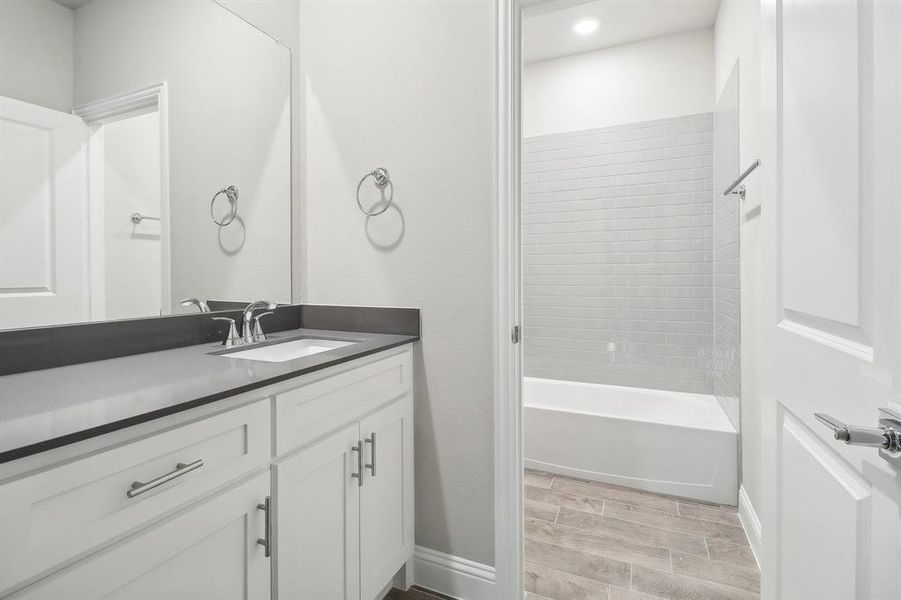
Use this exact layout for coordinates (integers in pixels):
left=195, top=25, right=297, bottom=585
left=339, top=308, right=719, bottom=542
left=522, top=113, right=715, bottom=393
left=713, top=64, right=742, bottom=430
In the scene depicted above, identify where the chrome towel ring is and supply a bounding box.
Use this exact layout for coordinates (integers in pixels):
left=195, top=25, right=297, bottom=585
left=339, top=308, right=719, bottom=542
left=210, top=185, right=239, bottom=226
left=356, top=168, right=393, bottom=216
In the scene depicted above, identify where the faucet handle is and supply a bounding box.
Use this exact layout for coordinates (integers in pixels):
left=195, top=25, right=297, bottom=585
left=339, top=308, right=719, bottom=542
left=212, top=317, right=242, bottom=347
left=252, top=311, right=274, bottom=343
left=181, top=298, right=210, bottom=313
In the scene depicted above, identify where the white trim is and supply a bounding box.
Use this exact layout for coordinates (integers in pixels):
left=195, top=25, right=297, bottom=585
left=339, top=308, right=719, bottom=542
left=777, top=318, right=873, bottom=362
left=413, top=546, right=495, bottom=600
left=85, top=125, right=106, bottom=320
left=73, top=84, right=164, bottom=124
left=75, top=83, right=172, bottom=318
left=495, top=2, right=563, bottom=596
left=494, top=1, right=524, bottom=600
left=738, top=484, right=762, bottom=570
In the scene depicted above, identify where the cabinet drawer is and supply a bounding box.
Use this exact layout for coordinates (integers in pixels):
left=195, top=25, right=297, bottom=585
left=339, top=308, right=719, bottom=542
left=275, top=348, right=412, bottom=455
left=0, top=399, right=270, bottom=594
left=11, top=472, right=271, bottom=600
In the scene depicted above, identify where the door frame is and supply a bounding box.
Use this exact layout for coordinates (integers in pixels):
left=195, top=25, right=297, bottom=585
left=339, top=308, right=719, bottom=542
left=495, top=0, right=576, bottom=597
left=493, top=0, right=523, bottom=597
left=759, top=1, right=778, bottom=596
left=74, top=83, right=172, bottom=319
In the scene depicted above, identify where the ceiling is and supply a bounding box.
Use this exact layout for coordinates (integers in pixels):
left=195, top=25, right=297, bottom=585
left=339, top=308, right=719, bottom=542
left=52, top=0, right=94, bottom=9
left=524, top=0, right=721, bottom=64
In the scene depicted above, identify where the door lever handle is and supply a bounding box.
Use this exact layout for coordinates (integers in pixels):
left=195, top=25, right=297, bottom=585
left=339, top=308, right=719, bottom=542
left=814, top=413, right=900, bottom=450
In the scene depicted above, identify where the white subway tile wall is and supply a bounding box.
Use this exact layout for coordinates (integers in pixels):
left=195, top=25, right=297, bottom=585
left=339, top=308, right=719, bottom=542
left=713, top=65, right=742, bottom=429
left=522, top=113, right=716, bottom=394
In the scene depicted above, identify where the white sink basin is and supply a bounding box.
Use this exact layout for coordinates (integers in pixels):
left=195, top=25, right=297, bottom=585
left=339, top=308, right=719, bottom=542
left=223, top=338, right=355, bottom=363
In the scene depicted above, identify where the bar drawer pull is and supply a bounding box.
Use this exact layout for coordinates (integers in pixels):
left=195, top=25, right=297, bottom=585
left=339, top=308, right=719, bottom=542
left=126, top=459, right=204, bottom=498
left=257, top=496, right=272, bottom=558
left=365, top=433, right=377, bottom=477
left=351, top=442, right=363, bottom=486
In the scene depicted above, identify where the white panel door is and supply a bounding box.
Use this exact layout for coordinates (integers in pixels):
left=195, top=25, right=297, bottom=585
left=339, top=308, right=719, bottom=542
left=0, top=96, right=89, bottom=328
left=275, top=423, right=361, bottom=600
left=14, top=473, right=271, bottom=600
left=760, top=1, right=901, bottom=599
left=359, top=395, right=414, bottom=600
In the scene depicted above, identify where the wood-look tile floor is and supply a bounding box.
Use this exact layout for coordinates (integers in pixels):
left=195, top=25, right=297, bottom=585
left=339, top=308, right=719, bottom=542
left=523, top=469, right=760, bottom=600
left=386, top=586, right=450, bottom=600
left=388, top=470, right=759, bottom=600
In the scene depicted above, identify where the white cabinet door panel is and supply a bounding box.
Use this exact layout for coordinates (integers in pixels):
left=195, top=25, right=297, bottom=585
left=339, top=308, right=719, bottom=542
left=359, top=395, right=414, bottom=600
left=275, top=423, right=360, bottom=600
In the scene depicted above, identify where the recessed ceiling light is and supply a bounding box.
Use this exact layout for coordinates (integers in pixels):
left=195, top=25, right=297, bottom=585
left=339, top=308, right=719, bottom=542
left=572, top=18, right=600, bottom=36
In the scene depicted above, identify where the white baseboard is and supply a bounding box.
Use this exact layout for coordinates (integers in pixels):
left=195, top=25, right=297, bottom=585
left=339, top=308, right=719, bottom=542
left=413, top=546, right=495, bottom=600
left=523, top=458, right=736, bottom=506
left=738, top=484, right=762, bottom=570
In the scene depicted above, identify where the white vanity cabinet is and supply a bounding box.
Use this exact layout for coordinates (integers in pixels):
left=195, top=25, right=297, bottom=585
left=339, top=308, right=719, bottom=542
left=0, top=344, right=415, bottom=600
left=274, top=394, right=413, bottom=600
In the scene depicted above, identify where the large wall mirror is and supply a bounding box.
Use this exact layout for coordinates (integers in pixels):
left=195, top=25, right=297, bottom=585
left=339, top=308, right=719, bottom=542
left=0, top=0, right=292, bottom=330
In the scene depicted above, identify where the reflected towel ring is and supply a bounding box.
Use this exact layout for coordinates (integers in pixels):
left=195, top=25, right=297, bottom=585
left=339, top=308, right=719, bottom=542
left=356, top=168, right=393, bottom=216
left=210, top=185, right=239, bottom=226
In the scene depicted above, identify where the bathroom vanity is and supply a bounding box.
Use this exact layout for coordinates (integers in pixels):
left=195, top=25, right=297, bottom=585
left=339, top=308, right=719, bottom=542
left=0, top=313, right=419, bottom=600
left=0, top=1, right=422, bottom=597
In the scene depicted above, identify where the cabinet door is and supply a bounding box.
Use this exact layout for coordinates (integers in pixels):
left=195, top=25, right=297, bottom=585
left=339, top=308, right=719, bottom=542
left=275, top=424, right=361, bottom=600
left=359, top=395, right=414, bottom=600
left=14, top=473, right=271, bottom=600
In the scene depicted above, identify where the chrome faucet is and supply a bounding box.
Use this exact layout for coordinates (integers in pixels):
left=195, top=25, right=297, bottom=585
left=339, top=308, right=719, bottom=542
left=242, top=301, right=277, bottom=344
left=212, top=317, right=242, bottom=347
left=180, top=298, right=210, bottom=313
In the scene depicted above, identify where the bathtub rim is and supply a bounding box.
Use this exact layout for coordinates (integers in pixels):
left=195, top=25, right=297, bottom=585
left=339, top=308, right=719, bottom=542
left=523, top=376, right=737, bottom=434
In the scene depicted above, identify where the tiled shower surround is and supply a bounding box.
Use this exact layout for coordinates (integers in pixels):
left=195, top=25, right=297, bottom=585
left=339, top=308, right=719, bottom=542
left=713, top=66, right=742, bottom=429
left=522, top=113, right=717, bottom=394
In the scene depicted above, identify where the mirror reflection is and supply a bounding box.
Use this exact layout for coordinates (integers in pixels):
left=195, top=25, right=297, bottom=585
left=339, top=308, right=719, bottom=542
left=0, top=0, right=292, bottom=329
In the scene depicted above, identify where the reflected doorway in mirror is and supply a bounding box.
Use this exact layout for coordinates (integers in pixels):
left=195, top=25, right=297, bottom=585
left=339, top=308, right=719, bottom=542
left=75, top=83, right=171, bottom=322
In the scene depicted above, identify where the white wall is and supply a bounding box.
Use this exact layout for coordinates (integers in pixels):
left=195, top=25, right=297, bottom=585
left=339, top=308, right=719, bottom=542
left=523, top=28, right=715, bottom=137
left=0, top=0, right=74, bottom=113
left=714, top=0, right=762, bottom=517
left=74, top=0, right=291, bottom=308
left=299, top=0, right=496, bottom=566
left=103, top=112, right=162, bottom=320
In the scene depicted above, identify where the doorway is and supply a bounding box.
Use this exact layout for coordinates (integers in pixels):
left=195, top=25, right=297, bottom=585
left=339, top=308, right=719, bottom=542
left=518, top=0, right=755, bottom=596
left=75, top=83, right=171, bottom=320
left=496, top=2, right=901, bottom=600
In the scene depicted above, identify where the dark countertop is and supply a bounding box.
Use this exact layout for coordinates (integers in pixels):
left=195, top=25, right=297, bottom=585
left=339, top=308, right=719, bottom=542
left=0, top=328, right=417, bottom=463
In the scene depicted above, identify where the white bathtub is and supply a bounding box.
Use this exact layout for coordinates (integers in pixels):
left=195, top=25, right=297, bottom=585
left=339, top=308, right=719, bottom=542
left=524, top=377, right=738, bottom=505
